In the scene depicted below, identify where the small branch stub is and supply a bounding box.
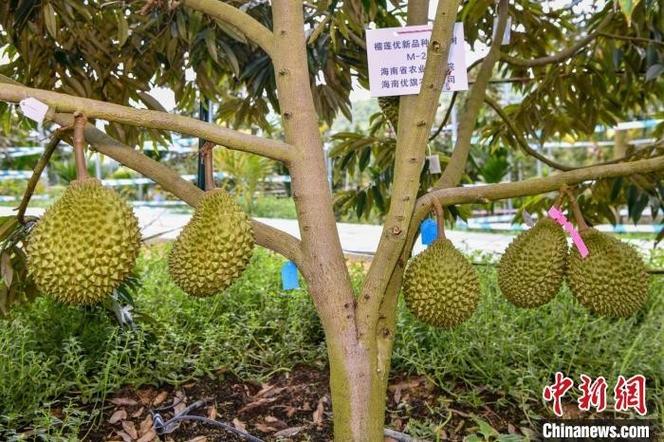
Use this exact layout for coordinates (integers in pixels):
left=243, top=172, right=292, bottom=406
left=201, top=141, right=216, bottom=191
left=429, top=196, right=446, bottom=240
left=73, top=112, right=89, bottom=180
left=564, top=188, right=589, bottom=232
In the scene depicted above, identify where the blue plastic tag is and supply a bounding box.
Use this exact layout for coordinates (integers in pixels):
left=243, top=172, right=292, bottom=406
left=420, top=218, right=438, bottom=246
left=281, top=260, right=299, bottom=290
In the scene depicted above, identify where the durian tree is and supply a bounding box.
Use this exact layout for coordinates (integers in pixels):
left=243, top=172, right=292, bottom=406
left=1, top=0, right=664, bottom=440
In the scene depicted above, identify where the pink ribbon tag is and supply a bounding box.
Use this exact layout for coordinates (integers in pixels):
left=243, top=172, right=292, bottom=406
left=548, top=206, right=589, bottom=258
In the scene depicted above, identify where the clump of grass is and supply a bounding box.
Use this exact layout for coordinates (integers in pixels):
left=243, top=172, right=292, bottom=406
left=0, top=245, right=661, bottom=439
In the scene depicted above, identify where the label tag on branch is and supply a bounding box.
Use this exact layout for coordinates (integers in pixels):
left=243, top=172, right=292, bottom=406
left=492, top=16, right=512, bottom=45
left=281, top=261, right=299, bottom=291
left=548, top=206, right=589, bottom=258
left=366, top=23, right=468, bottom=97
left=427, top=155, right=441, bottom=174
left=420, top=218, right=438, bottom=246
left=19, top=98, right=49, bottom=123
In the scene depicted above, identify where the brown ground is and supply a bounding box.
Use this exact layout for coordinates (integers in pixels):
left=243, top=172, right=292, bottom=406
left=80, top=365, right=530, bottom=442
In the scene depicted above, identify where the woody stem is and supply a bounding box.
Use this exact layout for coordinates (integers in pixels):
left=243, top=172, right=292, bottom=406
left=73, top=113, right=88, bottom=180
left=564, top=189, right=589, bottom=232
left=430, top=196, right=446, bottom=240
left=203, top=142, right=215, bottom=191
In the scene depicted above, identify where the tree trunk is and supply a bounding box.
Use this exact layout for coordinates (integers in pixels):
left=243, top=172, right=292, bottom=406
left=325, top=325, right=388, bottom=441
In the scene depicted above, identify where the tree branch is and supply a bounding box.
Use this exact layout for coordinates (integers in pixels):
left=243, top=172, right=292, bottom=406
left=428, top=91, right=457, bottom=142
left=500, top=14, right=612, bottom=67
left=357, top=0, right=459, bottom=338
left=416, top=154, right=664, bottom=220
left=483, top=96, right=575, bottom=171
left=484, top=96, right=659, bottom=171
left=51, top=112, right=304, bottom=266
left=0, top=83, right=293, bottom=163
left=181, top=0, right=275, bottom=57
left=435, top=0, right=509, bottom=189
left=598, top=31, right=664, bottom=47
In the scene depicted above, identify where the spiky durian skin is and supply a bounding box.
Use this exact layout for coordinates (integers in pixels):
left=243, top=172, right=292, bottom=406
left=402, top=239, right=480, bottom=328
left=168, top=189, right=254, bottom=297
left=27, top=178, right=141, bottom=305
left=498, top=218, right=568, bottom=308
left=567, top=229, right=649, bottom=317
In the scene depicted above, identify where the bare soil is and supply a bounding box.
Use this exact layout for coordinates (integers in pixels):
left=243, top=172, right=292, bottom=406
left=81, top=365, right=529, bottom=441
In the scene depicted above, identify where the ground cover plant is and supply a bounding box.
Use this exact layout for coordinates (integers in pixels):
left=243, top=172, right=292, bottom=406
left=0, top=246, right=661, bottom=440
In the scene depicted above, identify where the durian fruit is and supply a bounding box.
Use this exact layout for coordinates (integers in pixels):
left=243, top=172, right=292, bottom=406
left=567, top=228, right=649, bottom=317
left=403, top=238, right=480, bottom=328
left=168, top=189, right=254, bottom=297
left=27, top=178, right=141, bottom=305
left=378, top=96, right=399, bottom=132
left=498, top=218, right=568, bottom=308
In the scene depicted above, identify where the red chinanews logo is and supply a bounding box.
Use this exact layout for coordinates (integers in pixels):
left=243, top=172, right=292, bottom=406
left=543, top=372, right=647, bottom=417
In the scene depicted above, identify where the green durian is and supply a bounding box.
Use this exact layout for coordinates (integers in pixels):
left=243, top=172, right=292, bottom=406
left=169, top=189, right=254, bottom=297
left=567, top=228, right=649, bottom=317
left=378, top=96, right=399, bottom=132
left=27, top=178, right=141, bottom=305
left=402, top=239, right=480, bottom=328
left=498, top=218, right=568, bottom=308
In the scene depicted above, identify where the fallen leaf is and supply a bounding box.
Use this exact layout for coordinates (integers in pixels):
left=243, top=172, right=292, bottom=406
left=183, top=382, right=196, bottom=389
left=110, top=398, right=138, bottom=407
left=274, top=426, right=303, bottom=437
left=253, top=384, right=287, bottom=399
left=237, top=397, right=276, bottom=414
left=285, top=406, right=297, bottom=417
left=136, top=429, right=156, bottom=442
left=152, top=391, right=168, bottom=406
left=264, top=415, right=287, bottom=430
left=137, top=389, right=154, bottom=405
left=132, top=407, right=145, bottom=418
left=173, top=391, right=187, bottom=415
left=254, top=423, right=277, bottom=433
left=122, top=421, right=138, bottom=439
left=139, top=415, right=153, bottom=435
left=186, top=437, right=207, bottom=442
left=232, top=418, right=246, bottom=432
left=207, top=405, right=217, bottom=420
left=313, top=397, right=325, bottom=425
left=109, top=409, right=127, bottom=424
left=115, top=430, right=133, bottom=442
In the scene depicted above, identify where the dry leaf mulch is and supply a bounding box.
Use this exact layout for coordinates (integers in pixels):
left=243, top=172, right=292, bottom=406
left=79, top=365, right=526, bottom=441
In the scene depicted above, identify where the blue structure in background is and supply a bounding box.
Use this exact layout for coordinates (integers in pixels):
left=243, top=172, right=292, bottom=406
left=281, top=261, right=299, bottom=290
left=420, top=218, right=438, bottom=246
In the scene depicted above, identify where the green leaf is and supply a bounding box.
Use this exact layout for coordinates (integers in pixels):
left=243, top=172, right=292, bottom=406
left=205, top=30, right=219, bottom=64
left=43, top=3, right=58, bottom=39
left=617, top=0, right=642, bottom=24
left=0, top=216, right=19, bottom=243
left=138, top=92, right=168, bottom=112
left=645, top=64, right=664, bottom=82
left=1, top=252, right=12, bottom=289
left=116, top=11, right=129, bottom=47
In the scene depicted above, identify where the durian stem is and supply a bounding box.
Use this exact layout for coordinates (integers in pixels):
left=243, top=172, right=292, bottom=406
left=565, top=189, right=589, bottom=232
left=202, top=141, right=215, bottom=191
left=73, top=112, right=89, bottom=180
left=553, top=186, right=568, bottom=208
left=17, top=128, right=67, bottom=224
left=429, top=196, right=446, bottom=240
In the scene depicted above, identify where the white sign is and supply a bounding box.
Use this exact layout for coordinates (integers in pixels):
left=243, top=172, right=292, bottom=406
left=19, top=97, right=49, bottom=123
left=366, top=23, right=468, bottom=98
